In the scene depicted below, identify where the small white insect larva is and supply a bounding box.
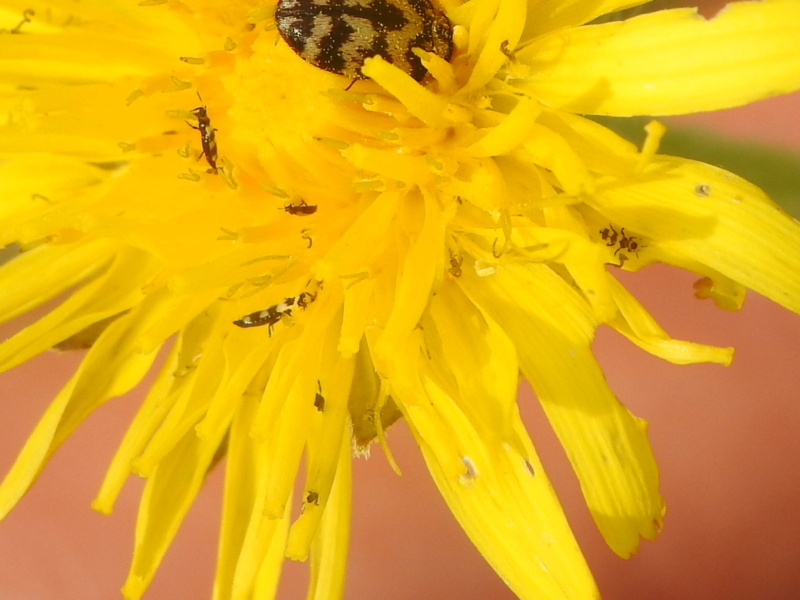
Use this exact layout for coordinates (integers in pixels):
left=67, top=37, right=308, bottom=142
left=275, top=0, right=453, bottom=81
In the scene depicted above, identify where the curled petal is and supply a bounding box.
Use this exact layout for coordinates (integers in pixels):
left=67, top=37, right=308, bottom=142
left=592, top=156, right=800, bottom=315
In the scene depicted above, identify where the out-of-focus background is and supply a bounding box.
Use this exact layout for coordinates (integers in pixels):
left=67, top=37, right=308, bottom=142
left=1, top=1, right=799, bottom=598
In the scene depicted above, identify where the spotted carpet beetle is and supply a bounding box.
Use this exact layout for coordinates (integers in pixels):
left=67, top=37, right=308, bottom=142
left=275, top=0, right=454, bottom=81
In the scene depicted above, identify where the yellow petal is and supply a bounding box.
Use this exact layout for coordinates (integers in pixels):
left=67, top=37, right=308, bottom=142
left=96, top=311, right=227, bottom=512
left=0, top=247, right=157, bottom=372
left=401, top=375, right=599, bottom=600
left=250, top=521, right=292, bottom=600
left=0, top=1, right=200, bottom=86
left=253, top=289, right=343, bottom=520
left=195, top=330, right=275, bottom=443
left=361, top=56, right=452, bottom=129
left=607, top=274, right=734, bottom=366
left=520, top=0, right=651, bottom=41
left=339, top=277, right=376, bottom=357
left=592, top=156, right=800, bottom=315
left=213, top=389, right=289, bottom=600
left=0, top=239, right=114, bottom=324
left=463, top=0, right=526, bottom=92
left=375, top=190, right=443, bottom=359
left=132, top=328, right=227, bottom=478
left=223, top=394, right=292, bottom=600
left=693, top=272, right=747, bottom=312
left=0, top=156, right=112, bottom=247
left=517, top=0, right=800, bottom=116
left=287, top=315, right=353, bottom=561
left=93, top=343, right=182, bottom=515
left=0, top=310, right=159, bottom=521
left=524, top=123, right=591, bottom=194
left=537, top=206, right=617, bottom=322
left=461, top=262, right=664, bottom=557
left=348, top=336, right=404, bottom=448
left=312, top=189, right=400, bottom=282
left=123, top=424, right=228, bottom=600
left=305, top=430, right=352, bottom=600
left=467, top=97, right=542, bottom=157
left=250, top=507, right=292, bottom=600
left=1, top=32, right=163, bottom=84
left=422, top=281, right=520, bottom=445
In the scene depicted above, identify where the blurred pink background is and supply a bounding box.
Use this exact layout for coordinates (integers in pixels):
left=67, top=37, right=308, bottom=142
left=1, top=7, right=799, bottom=600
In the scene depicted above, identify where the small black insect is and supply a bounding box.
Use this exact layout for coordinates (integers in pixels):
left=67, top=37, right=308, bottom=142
left=275, top=0, right=454, bottom=81
left=599, top=226, right=618, bottom=247
left=187, top=104, right=218, bottom=174
left=233, top=289, right=318, bottom=334
left=616, top=227, right=641, bottom=257
left=296, top=290, right=317, bottom=308
left=601, top=225, right=644, bottom=260
left=284, top=199, right=317, bottom=216
left=233, top=300, right=292, bottom=333
left=314, top=381, right=325, bottom=412
left=448, top=253, right=462, bottom=278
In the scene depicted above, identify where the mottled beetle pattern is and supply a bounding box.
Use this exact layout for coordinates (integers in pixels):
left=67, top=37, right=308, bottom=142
left=275, top=0, right=454, bottom=81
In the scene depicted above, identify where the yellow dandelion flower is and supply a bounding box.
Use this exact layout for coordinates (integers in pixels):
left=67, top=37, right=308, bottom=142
left=1, top=0, right=800, bottom=598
